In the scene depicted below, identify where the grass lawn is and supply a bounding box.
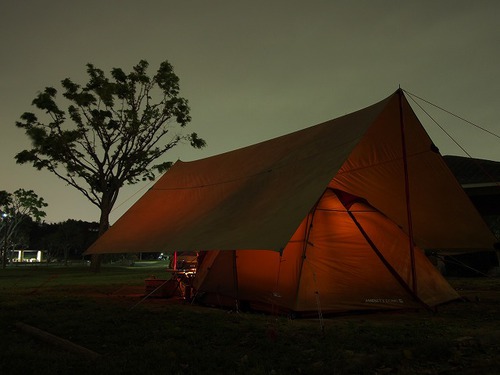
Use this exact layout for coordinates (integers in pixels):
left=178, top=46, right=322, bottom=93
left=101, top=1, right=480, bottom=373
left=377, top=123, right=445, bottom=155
left=0, top=262, right=499, bottom=374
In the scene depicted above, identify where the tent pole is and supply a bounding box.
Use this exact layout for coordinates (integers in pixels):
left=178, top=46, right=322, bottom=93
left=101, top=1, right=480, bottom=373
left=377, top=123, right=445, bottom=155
left=232, top=250, right=239, bottom=313
left=272, top=249, right=284, bottom=314
left=398, top=89, right=418, bottom=295
left=293, top=202, right=320, bottom=312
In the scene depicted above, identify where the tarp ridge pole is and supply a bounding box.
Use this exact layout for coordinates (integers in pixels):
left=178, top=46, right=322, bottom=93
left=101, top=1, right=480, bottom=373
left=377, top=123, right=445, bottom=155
left=398, top=89, right=418, bottom=295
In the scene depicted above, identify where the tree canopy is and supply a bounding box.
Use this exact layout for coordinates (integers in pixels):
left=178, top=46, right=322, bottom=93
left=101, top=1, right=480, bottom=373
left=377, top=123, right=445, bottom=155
left=15, top=60, right=205, bottom=239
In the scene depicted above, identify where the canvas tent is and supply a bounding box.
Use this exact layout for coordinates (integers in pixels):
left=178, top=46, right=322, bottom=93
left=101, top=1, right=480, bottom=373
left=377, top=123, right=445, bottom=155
left=85, top=89, right=496, bottom=315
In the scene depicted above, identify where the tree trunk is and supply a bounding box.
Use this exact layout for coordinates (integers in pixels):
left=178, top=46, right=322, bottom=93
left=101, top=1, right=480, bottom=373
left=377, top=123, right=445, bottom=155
left=89, top=200, right=112, bottom=273
left=2, top=232, right=7, bottom=269
left=90, top=253, right=102, bottom=272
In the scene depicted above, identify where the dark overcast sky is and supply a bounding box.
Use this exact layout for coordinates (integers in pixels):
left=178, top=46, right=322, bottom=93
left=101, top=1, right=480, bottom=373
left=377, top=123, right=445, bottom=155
left=1, top=0, right=499, bottom=224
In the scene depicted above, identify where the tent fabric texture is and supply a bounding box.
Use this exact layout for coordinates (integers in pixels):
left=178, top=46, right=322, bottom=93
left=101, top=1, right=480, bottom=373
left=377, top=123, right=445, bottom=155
left=85, top=89, right=496, bottom=315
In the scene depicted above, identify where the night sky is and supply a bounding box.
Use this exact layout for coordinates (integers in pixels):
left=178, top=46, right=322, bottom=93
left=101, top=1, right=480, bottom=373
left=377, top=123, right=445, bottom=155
left=1, top=1, right=499, bottom=224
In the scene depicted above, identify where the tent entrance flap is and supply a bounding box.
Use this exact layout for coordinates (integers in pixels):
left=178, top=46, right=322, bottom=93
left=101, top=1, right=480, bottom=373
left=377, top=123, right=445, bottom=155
left=192, top=250, right=240, bottom=310
left=334, top=188, right=431, bottom=311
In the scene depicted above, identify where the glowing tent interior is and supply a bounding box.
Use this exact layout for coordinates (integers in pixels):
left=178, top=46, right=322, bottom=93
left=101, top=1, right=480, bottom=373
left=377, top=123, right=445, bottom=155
left=85, top=89, right=496, bottom=315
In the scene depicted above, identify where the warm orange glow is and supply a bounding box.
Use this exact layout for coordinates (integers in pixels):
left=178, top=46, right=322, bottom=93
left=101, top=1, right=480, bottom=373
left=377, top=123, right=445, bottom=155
left=194, top=190, right=459, bottom=314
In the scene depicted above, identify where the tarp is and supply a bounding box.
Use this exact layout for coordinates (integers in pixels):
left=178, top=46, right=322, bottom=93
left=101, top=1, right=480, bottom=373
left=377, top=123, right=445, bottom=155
left=85, top=89, right=495, bottom=255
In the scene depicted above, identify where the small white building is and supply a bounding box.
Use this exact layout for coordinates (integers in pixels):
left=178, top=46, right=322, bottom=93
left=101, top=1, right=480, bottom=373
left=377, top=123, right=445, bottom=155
left=11, top=250, right=46, bottom=263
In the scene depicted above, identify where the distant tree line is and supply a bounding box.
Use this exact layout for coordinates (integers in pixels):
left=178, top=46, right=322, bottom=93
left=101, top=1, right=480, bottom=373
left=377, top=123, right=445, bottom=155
left=9, top=219, right=100, bottom=263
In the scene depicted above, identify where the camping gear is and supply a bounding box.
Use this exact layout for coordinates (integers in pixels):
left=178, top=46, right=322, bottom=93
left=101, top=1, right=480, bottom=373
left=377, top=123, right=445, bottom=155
left=85, top=89, right=496, bottom=314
